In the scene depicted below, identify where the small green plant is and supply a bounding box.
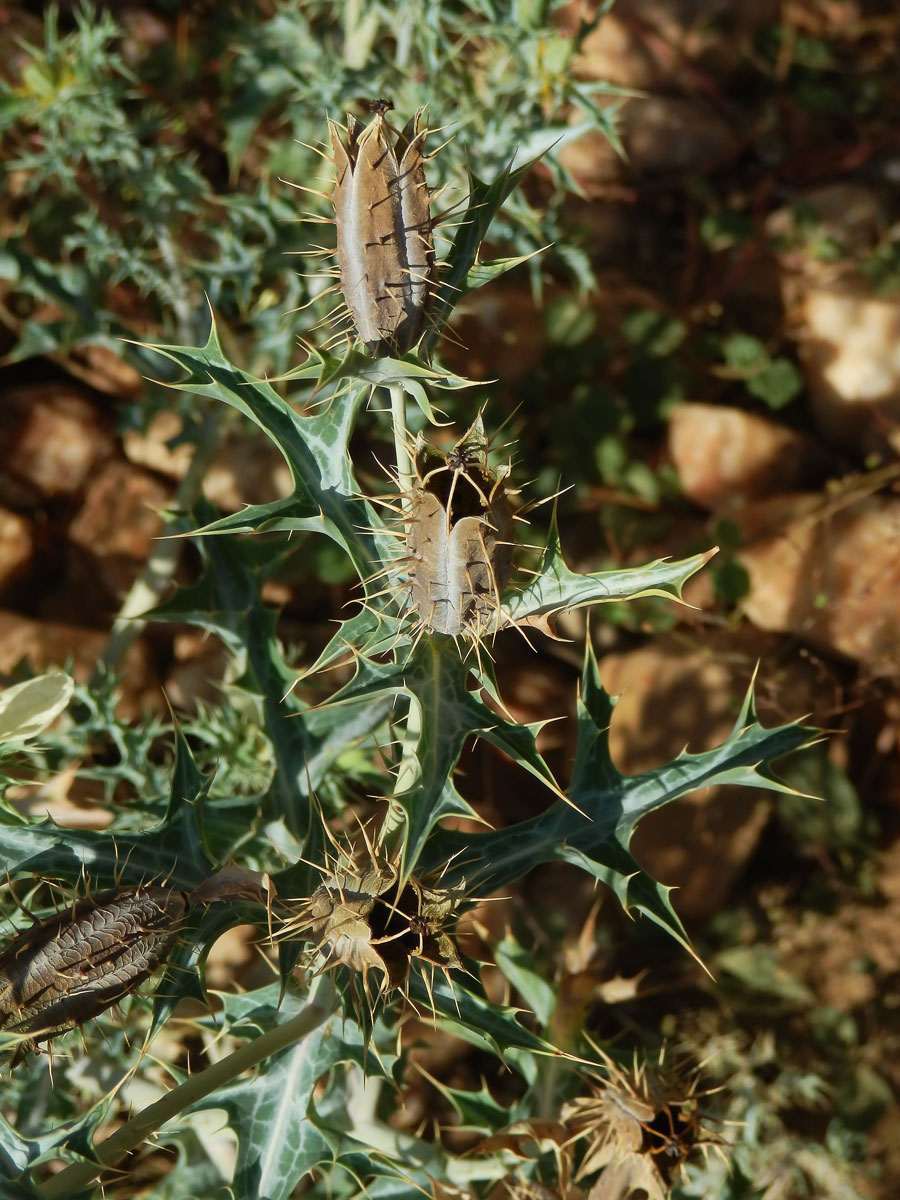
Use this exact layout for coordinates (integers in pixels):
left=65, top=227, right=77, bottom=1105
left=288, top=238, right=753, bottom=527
left=718, top=331, right=804, bottom=411
left=0, top=7, right=824, bottom=1200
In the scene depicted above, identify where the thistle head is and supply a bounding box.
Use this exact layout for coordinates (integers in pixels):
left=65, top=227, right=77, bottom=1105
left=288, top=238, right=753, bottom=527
left=281, top=832, right=465, bottom=1022
left=562, top=1047, right=720, bottom=1197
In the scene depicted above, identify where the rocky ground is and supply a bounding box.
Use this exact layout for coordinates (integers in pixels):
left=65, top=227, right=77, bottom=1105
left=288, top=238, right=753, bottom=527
left=1, top=0, right=899, bottom=1195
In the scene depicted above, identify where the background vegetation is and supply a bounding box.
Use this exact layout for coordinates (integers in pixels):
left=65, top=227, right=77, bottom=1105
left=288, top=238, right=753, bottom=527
left=0, top=1, right=898, bottom=1198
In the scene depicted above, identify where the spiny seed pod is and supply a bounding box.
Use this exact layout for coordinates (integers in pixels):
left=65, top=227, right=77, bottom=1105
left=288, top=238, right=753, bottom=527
left=561, top=1049, right=717, bottom=1196
left=329, top=105, right=437, bottom=355
left=291, top=859, right=462, bottom=1004
left=406, top=417, right=515, bottom=638
left=0, top=885, right=187, bottom=1058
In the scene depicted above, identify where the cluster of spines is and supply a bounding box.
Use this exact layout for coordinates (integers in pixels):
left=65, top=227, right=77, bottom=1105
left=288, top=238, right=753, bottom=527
left=275, top=816, right=467, bottom=1034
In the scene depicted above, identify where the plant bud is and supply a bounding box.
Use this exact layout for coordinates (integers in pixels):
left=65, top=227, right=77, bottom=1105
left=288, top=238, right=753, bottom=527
left=330, top=106, right=436, bottom=355
left=407, top=417, right=514, bottom=638
left=0, top=885, right=187, bottom=1056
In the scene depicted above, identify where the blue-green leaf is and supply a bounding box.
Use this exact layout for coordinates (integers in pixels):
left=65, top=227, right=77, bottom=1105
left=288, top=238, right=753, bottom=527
left=322, top=638, right=561, bottom=873
left=423, top=643, right=817, bottom=953
left=506, top=516, right=716, bottom=623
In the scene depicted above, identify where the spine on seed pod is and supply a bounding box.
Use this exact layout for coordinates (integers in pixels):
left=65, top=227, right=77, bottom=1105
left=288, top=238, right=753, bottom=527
left=329, top=102, right=437, bottom=355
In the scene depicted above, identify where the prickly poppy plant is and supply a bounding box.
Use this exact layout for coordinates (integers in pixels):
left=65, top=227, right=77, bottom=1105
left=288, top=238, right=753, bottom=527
left=0, top=32, right=819, bottom=1200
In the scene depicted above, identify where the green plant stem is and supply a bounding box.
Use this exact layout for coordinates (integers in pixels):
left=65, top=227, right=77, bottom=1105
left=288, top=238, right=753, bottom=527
left=382, top=694, right=422, bottom=864
left=35, top=974, right=335, bottom=1198
left=382, top=380, right=421, bottom=856
left=389, top=382, right=412, bottom=499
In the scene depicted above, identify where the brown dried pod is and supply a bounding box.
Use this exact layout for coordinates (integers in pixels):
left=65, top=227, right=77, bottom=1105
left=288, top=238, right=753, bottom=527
left=406, top=416, right=515, bottom=638
left=561, top=1048, right=719, bottom=1197
left=279, top=831, right=464, bottom=1017
left=329, top=105, right=437, bottom=355
left=308, top=863, right=462, bottom=990
left=0, top=885, right=187, bottom=1057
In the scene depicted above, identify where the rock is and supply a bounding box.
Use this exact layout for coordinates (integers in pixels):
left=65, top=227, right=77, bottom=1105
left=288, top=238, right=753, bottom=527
left=124, top=413, right=295, bottom=509
left=561, top=0, right=778, bottom=90
left=559, top=95, right=735, bottom=192
left=738, top=492, right=900, bottom=676
left=204, top=925, right=262, bottom=991
left=767, top=183, right=884, bottom=266
left=122, top=410, right=193, bottom=480
left=67, top=462, right=171, bottom=602
left=767, top=186, right=899, bottom=459
left=0, top=508, right=33, bottom=593
left=668, top=402, right=826, bottom=510
left=445, top=285, right=548, bottom=388
left=7, top=767, right=113, bottom=830
left=164, top=630, right=231, bottom=712
left=774, top=841, right=900, bottom=1011
left=202, top=431, right=293, bottom=511
left=0, top=611, right=158, bottom=720
left=0, top=384, right=114, bottom=505
left=568, top=9, right=670, bottom=91
left=800, top=287, right=900, bottom=460
left=59, top=344, right=143, bottom=399
left=599, top=642, right=770, bottom=920
left=597, top=634, right=834, bottom=921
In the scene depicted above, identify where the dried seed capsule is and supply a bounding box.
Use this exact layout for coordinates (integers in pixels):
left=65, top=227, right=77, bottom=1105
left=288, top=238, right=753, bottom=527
left=561, top=1048, right=719, bottom=1195
left=406, top=417, right=515, bottom=638
left=330, top=106, right=436, bottom=355
left=0, top=885, right=187, bottom=1056
left=306, top=862, right=462, bottom=995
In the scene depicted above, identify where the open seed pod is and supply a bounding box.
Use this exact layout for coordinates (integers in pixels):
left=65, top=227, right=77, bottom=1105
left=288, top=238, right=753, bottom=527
left=330, top=105, right=437, bottom=355
left=407, top=417, right=515, bottom=639
left=561, top=1049, right=717, bottom=1197
left=0, top=884, right=188, bottom=1059
left=296, top=855, right=463, bottom=1005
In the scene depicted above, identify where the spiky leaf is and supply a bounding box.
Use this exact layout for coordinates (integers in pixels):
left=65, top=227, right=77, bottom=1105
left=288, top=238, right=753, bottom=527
left=423, top=643, right=817, bottom=952
left=140, top=325, right=393, bottom=584
left=506, top=519, right=717, bottom=623
left=322, top=638, right=561, bottom=872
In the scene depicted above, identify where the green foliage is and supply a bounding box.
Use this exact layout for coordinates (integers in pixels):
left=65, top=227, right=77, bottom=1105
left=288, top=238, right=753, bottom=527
left=0, top=5, right=833, bottom=1200
left=720, top=332, right=805, bottom=410
left=862, top=235, right=900, bottom=295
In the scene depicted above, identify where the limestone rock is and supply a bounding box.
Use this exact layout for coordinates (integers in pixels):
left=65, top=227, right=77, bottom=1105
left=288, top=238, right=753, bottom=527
left=68, top=462, right=171, bottom=601
left=0, top=508, right=33, bottom=594
left=668, top=402, right=826, bottom=510
left=122, top=410, right=193, bottom=480
left=0, top=384, right=113, bottom=504
left=800, top=288, right=900, bottom=460
left=0, top=611, right=157, bottom=720
left=599, top=642, right=771, bottom=921
left=738, top=492, right=900, bottom=676
left=563, top=0, right=778, bottom=90
left=202, top=431, right=293, bottom=511
left=559, top=95, right=734, bottom=191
